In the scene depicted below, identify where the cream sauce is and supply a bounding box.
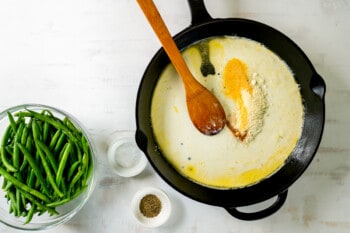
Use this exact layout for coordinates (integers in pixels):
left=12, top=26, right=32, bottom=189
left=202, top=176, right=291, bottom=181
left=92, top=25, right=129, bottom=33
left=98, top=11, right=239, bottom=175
left=151, top=36, right=304, bottom=189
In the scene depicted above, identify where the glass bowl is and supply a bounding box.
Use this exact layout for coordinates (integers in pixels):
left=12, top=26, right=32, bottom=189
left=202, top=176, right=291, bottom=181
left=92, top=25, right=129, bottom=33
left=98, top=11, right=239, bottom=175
left=0, top=104, right=96, bottom=230
left=107, top=134, right=147, bottom=177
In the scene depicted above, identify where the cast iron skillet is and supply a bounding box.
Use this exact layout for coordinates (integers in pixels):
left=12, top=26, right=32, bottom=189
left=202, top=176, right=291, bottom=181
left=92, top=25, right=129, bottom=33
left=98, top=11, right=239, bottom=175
left=135, top=0, right=325, bottom=220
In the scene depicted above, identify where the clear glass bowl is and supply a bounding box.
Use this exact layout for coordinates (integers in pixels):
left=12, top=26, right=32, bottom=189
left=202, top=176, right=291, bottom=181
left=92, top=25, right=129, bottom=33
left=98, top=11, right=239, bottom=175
left=0, top=104, right=96, bottom=230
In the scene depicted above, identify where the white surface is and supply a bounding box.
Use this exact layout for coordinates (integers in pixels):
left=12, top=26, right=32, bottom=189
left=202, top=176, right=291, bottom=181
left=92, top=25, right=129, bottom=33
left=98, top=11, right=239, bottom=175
left=0, top=0, right=349, bottom=232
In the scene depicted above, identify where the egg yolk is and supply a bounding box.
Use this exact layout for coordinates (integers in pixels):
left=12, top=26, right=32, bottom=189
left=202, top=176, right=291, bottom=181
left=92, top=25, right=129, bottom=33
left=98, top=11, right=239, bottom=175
left=223, top=58, right=253, bottom=139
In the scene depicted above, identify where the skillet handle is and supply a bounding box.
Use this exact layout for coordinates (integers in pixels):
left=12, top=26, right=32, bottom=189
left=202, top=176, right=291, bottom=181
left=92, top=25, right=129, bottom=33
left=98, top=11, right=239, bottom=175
left=225, top=190, right=288, bottom=221
left=311, top=73, right=326, bottom=99
left=187, top=0, right=213, bottom=25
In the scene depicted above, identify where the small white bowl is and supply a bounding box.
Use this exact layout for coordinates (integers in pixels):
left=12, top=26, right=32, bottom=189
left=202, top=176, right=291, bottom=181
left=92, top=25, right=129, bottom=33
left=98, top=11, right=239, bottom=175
left=107, top=135, right=147, bottom=177
left=131, top=187, right=171, bottom=228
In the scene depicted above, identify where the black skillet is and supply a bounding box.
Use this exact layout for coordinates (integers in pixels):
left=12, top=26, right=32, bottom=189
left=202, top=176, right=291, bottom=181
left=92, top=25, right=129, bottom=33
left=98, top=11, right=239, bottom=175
left=135, top=0, right=325, bottom=220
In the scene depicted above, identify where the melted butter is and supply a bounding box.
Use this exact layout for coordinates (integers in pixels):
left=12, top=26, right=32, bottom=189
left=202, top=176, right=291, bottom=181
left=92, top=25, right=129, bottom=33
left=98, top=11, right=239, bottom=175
left=185, top=165, right=196, bottom=174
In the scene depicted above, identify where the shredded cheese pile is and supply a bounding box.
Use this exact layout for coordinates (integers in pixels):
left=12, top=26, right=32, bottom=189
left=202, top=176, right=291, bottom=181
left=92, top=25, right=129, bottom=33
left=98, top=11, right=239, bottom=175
left=223, top=58, right=268, bottom=142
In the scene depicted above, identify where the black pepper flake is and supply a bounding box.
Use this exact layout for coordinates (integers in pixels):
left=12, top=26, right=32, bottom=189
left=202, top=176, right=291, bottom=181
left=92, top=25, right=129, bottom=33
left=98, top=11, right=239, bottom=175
left=139, top=194, right=162, bottom=218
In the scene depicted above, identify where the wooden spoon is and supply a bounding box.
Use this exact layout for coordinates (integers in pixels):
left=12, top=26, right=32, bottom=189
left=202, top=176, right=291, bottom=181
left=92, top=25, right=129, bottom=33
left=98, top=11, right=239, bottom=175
left=137, top=0, right=226, bottom=135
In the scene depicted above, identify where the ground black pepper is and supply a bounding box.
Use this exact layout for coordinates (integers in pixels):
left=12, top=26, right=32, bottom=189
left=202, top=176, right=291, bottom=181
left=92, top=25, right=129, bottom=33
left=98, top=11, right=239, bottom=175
left=139, top=194, right=162, bottom=218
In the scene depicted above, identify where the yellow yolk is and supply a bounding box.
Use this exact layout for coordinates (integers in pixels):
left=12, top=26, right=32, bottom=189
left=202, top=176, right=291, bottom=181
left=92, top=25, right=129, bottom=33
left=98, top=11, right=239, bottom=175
left=223, top=58, right=253, bottom=133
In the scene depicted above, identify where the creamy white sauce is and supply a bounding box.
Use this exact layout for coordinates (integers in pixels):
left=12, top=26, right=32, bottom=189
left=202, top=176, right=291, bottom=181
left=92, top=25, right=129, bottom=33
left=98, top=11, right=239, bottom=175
left=151, top=36, right=304, bottom=189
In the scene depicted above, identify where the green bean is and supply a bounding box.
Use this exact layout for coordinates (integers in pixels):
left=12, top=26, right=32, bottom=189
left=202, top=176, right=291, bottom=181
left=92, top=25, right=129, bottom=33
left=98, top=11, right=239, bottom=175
left=36, top=140, right=58, bottom=174
left=14, top=123, right=25, bottom=142
left=86, top=159, right=93, bottom=183
left=13, top=123, right=25, bottom=169
left=63, top=117, right=73, bottom=129
left=68, top=169, right=83, bottom=193
left=0, top=167, right=49, bottom=202
left=24, top=203, right=36, bottom=224
left=3, top=180, right=13, bottom=191
left=43, top=121, right=50, bottom=143
left=49, top=129, right=61, bottom=150
left=81, top=136, right=90, bottom=157
left=1, top=126, right=17, bottom=172
left=12, top=145, right=20, bottom=170
left=56, top=142, right=71, bottom=186
left=21, top=192, right=27, bottom=212
left=7, top=111, right=17, bottom=132
left=17, top=110, right=70, bottom=136
left=27, top=117, right=33, bottom=133
left=73, top=140, right=82, bottom=163
left=27, top=169, right=36, bottom=188
left=59, top=177, right=67, bottom=196
left=16, top=143, right=49, bottom=195
left=1, top=149, right=17, bottom=172
left=8, top=190, right=18, bottom=216
left=19, top=128, right=32, bottom=172
left=53, top=133, right=66, bottom=155
left=19, top=157, right=28, bottom=172
left=68, top=141, right=78, bottom=164
left=20, top=125, right=29, bottom=145
left=2, top=177, right=8, bottom=189
left=81, top=137, right=92, bottom=184
left=5, top=146, right=13, bottom=157
left=36, top=143, right=63, bottom=197
left=25, top=132, right=34, bottom=152
left=1, top=124, right=12, bottom=146
left=34, top=176, right=40, bottom=190
left=81, top=153, right=89, bottom=184
left=64, top=117, right=81, bottom=138
left=41, top=109, right=53, bottom=117
left=20, top=190, right=58, bottom=215
left=68, top=161, right=80, bottom=181
left=47, top=185, right=87, bottom=207
left=57, top=143, right=68, bottom=162
left=32, top=119, right=41, bottom=142
left=16, top=189, right=22, bottom=216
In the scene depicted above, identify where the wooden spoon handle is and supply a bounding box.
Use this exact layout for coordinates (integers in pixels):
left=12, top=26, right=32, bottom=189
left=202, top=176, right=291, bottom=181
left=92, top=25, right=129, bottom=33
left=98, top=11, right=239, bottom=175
left=136, top=0, right=197, bottom=87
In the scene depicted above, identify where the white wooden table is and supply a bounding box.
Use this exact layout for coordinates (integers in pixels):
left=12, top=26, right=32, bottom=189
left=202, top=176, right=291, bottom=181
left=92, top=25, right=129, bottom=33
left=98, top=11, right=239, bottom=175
left=0, top=0, right=349, bottom=232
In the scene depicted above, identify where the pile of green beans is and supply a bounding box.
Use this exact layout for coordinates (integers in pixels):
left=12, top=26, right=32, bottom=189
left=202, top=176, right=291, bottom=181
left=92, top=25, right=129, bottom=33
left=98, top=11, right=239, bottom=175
left=0, top=108, right=93, bottom=224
